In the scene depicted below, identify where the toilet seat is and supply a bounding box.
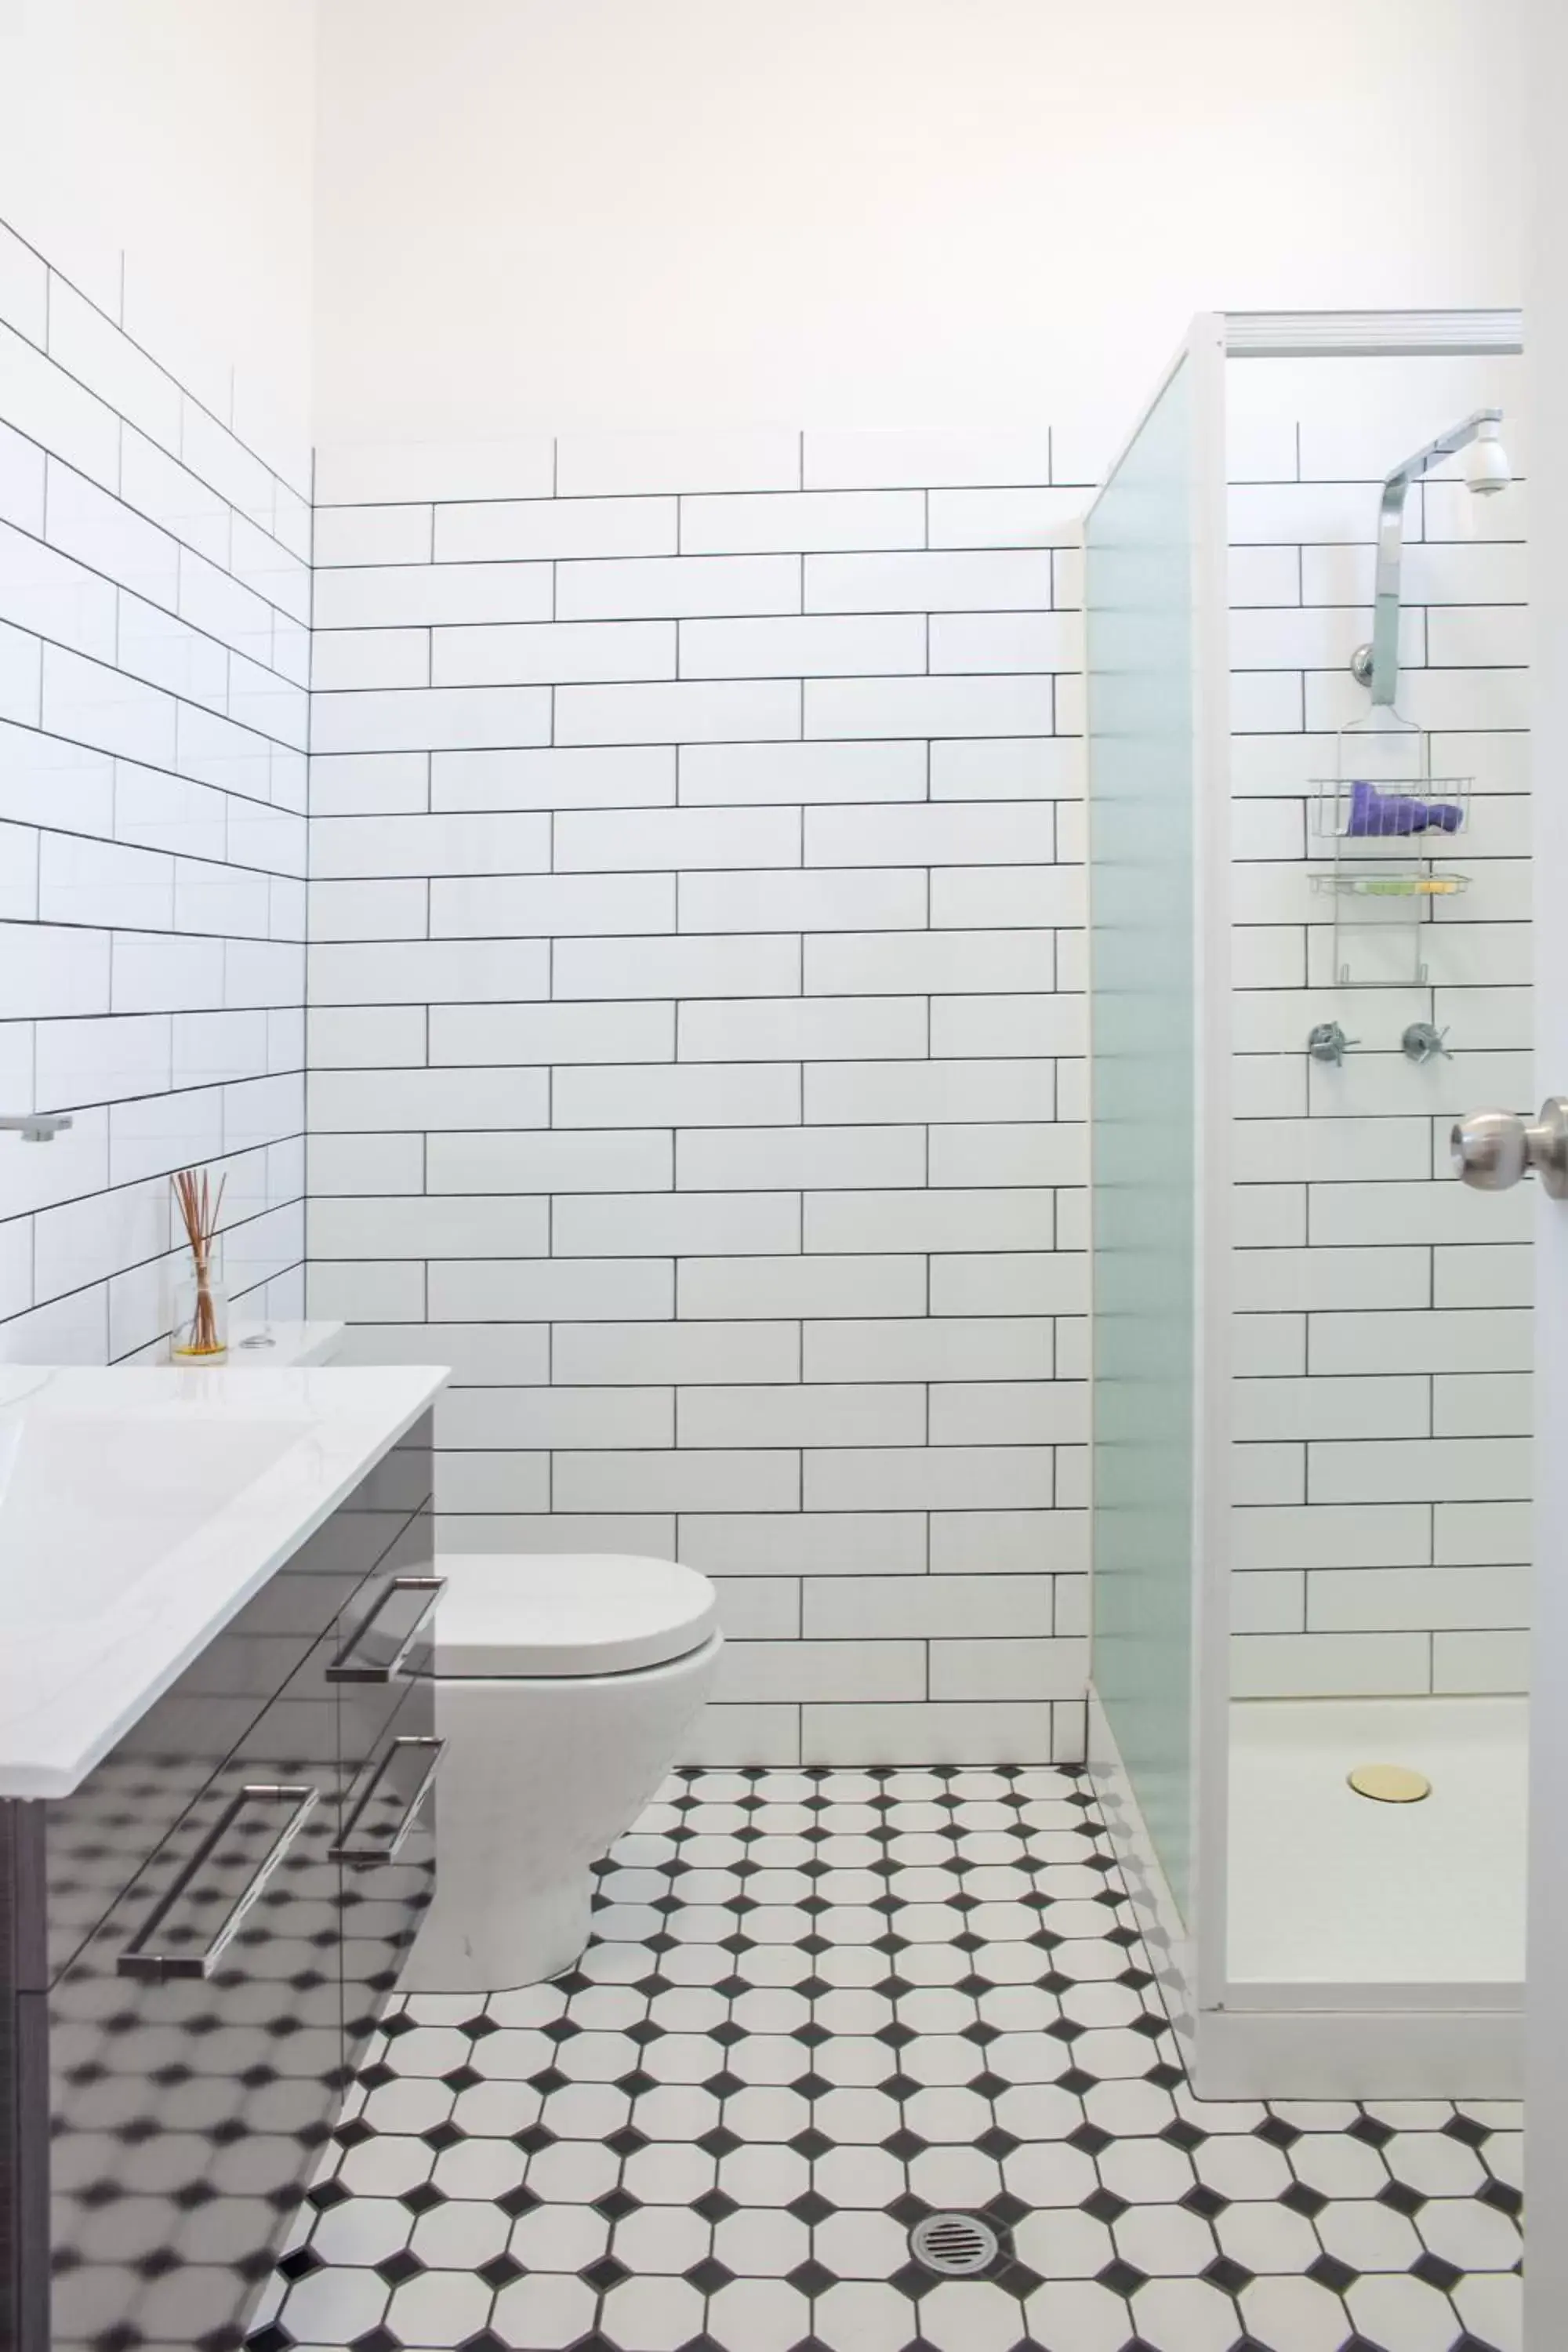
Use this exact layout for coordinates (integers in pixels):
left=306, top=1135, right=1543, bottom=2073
left=432, top=1552, right=717, bottom=1679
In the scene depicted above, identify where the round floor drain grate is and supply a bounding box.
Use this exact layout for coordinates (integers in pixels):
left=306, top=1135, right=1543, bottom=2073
left=1348, top=1762, right=1432, bottom=1804
left=909, top=2211, right=1002, bottom=2277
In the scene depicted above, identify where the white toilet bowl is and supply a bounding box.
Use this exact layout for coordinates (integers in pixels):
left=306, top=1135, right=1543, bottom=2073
left=401, top=1554, right=721, bottom=1994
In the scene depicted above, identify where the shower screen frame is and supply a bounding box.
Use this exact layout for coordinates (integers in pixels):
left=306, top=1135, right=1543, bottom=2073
left=1084, top=310, right=1235, bottom=2063
left=1086, top=306, right=1528, bottom=2096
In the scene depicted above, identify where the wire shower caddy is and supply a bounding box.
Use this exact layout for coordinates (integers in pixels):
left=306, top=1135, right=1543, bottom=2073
left=1308, top=708, right=1472, bottom=986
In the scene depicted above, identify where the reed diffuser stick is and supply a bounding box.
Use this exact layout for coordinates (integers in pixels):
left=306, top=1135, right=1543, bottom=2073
left=172, top=1167, right=227, bottom=1356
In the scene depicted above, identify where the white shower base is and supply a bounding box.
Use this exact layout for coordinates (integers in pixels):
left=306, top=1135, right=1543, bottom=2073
left=1087, top=1682, right=1526, bottom=2099
left=1227, top=1694, right=1528, bottom=1989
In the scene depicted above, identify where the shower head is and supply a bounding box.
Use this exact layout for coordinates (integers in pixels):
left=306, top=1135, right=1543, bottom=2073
left=1353, top=407, right=1511, bottom=704
left=1463, top=416, right=1512, bottom=495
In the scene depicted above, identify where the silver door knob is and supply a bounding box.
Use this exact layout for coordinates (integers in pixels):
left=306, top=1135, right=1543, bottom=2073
left=1451, top=1098, right=1568, bottom=1198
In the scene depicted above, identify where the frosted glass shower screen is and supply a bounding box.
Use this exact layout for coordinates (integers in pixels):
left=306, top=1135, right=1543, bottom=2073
left=1087, top=342, right=1221, bottom=1929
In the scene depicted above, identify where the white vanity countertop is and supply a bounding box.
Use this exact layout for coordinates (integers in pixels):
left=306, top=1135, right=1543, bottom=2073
left=0, top=1363, right=448, bottom=1800
left=167, top=1319, right=347, bottom=1369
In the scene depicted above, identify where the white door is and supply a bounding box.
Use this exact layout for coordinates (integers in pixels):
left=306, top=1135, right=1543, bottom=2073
left=1522, top=2, right=1564, bottom=2336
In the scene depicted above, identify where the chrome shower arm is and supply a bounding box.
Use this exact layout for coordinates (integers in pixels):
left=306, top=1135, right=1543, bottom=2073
left=1364, top=407, right=1502, bottom=706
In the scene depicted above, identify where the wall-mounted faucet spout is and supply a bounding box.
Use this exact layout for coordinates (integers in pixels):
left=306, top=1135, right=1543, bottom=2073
left=1351, top=408, right=1511, bottom=706
left=0, top=1112, right=74, bottom=1142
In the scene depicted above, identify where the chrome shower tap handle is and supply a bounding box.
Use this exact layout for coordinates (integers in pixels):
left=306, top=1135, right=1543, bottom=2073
left=1402, top=1022, right=1451, bottom=1065
left=1451, top=1099, right=1568, bottom=1197
left=1307, top=1022, right=1357, bottom=1065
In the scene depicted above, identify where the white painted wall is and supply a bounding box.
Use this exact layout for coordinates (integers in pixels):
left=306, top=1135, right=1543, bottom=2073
left=0, top=0, right=316, bottom=479
left=312, top=0, right=1526, bottom=466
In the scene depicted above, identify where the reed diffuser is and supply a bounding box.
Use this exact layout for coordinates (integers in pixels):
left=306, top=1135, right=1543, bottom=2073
left=171, top=1167, right=228, bottom=1359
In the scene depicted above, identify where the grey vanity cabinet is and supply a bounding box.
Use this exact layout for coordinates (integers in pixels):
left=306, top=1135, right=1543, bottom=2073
left=46, top=1630, right=348, bottom=2352
left=0, top=1411, right=439, bottom=2352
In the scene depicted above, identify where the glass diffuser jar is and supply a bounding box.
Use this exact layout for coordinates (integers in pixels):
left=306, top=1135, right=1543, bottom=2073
left=172, top=1248, right=228, bottom=1359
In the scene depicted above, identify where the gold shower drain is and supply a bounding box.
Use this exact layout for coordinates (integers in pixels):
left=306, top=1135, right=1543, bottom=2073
left=1348, top=1763, right=1432, bottom=1804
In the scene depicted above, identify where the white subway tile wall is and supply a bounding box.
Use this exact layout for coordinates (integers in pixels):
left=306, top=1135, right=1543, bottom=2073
left=310, top=431, right=1091, bottom=1765
left=0, top=217, right=307, bottom=1364
left=2, top=228, right=1528, bottom=1751
left=1228, top=379, right=1530, bottom=1698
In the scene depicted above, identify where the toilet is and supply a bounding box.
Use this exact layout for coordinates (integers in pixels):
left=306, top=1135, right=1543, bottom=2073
left=401, top=1553, right=722, bottom=1993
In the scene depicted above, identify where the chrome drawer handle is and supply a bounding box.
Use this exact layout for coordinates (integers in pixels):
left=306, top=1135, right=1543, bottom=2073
left=118, top=1783, right=319, bottom=1981
left=330, top=1734, right=445, bottom=1867
left=327, top=1573, right=445, bottom=1684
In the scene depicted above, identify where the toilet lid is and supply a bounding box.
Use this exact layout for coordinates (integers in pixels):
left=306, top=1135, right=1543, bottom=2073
left=431, top=1553, right=718, bottom=1678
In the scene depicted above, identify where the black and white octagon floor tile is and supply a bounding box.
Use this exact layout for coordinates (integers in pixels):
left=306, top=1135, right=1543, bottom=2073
left=248, top=1767, right=1523, bottom=2352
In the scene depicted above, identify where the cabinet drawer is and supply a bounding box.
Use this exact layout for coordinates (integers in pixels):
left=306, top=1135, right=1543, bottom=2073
left=45, top=1635, right=345, bottom=2352
left=42, top=1466, right=434, bottom=1987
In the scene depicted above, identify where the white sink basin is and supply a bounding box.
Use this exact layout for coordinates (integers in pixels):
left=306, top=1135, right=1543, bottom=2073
left=0, top=1364, right=447, bottom=1798
left=0, top=1414, right=302, bottom=1624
